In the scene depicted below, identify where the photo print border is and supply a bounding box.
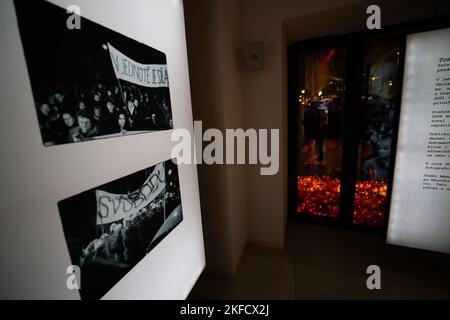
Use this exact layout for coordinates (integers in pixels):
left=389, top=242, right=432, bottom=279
left=58, top=159, right=183, bottom=300
left=14, top=0, right=174, bottom=147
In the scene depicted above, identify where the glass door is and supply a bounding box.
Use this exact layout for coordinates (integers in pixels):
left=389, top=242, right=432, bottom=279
left=353, top=35, right=403, bottom=228
left=290, top=33, right=404, bottom=230
left=296, top=46, right=347, bottom=220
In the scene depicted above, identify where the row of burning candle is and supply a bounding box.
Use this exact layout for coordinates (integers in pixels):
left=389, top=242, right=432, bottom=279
left=297, top=176, right=387, bottom=227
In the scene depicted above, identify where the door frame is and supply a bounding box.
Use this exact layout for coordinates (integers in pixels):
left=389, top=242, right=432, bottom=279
left=287, top=14, right=450, bottom=235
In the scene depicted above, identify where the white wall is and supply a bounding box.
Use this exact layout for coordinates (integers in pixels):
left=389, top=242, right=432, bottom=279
left=217, top=0, right=248, bottom=276
left=184, top=0, right=247, bottom=278
left=0, top=0, right=204, bottom=299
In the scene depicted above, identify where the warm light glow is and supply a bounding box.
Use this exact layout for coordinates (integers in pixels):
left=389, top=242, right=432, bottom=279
left=301, top=89, right=306, bottom=94
left=297, top=176, right=387, bottom=227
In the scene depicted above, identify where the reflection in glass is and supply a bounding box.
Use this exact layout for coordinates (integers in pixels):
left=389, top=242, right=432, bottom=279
left=353, top=36, right=401, bottom=227
left=297, top=47, right=346, bottom=218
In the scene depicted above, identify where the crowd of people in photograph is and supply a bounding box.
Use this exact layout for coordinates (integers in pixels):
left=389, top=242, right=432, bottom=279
left=79, top=189, right=181, bottom=268
left=37, top=82, right=173, bottom=145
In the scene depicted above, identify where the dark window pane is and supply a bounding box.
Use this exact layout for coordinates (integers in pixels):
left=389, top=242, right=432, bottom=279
left=297, top=47, right=346, bottom=219
left=353, top=35, right=402, bottom=227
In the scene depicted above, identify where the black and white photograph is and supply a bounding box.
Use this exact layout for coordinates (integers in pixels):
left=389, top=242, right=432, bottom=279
left=58, top=159, right=183, bottom=300
left=14, top=0, right=174, bottom=146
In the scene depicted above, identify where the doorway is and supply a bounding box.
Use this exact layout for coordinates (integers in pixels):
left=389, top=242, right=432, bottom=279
left=288, top=31, right=405, bottom=232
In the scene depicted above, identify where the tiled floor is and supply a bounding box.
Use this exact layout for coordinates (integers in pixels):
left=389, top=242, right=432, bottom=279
left=188, top=222, right=450, bottom=300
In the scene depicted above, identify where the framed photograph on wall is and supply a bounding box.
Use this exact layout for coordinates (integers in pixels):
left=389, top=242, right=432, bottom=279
left=58, top=159, right=183, bottom=300
left=14, top=0, right=174, bottom=146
